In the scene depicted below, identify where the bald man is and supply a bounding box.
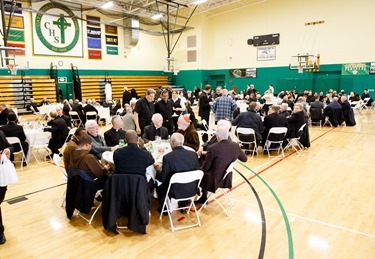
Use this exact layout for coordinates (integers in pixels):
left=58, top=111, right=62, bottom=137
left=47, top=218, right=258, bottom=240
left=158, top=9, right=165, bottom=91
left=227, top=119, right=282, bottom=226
left=113, top=130, right=155, bottom=190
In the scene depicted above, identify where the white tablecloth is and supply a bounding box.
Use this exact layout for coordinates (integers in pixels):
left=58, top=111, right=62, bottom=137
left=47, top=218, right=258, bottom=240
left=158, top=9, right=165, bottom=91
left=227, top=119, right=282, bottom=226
left=97, top=107, right=111, bottom=122
left=38, top=104, right=63, bottom=115
left=24, top=128, right=51, bottom=161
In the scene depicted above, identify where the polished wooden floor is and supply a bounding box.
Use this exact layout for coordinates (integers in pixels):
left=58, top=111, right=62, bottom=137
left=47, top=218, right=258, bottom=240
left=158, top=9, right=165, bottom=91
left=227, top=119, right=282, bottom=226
left=1, top=109, right=374, bottom=258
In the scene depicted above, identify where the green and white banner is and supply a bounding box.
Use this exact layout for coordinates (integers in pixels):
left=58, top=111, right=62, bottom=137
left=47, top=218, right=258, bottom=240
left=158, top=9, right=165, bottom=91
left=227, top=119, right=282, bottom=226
left=342, top=63, right=369, bottom=75
left=32, top=1, right=83, bottom=57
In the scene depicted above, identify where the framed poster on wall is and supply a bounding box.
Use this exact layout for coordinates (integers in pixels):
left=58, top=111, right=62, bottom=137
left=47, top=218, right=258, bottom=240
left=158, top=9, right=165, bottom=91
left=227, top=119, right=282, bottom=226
left=257, top=46, right=276, bottom=61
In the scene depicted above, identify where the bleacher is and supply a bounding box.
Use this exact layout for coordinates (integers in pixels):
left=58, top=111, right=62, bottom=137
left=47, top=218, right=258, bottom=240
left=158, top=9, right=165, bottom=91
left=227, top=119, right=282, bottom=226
left=0, top=75, right=57, bottom=109
left=80, top=75, right=169, bottom=100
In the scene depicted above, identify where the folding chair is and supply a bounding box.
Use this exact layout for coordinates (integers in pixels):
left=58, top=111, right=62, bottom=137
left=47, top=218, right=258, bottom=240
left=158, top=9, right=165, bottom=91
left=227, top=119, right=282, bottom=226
left=59, top=127, right=77, bottom=154
left=284, top=123, right=306, bottom=155
left=159, top=170, right=204, bottom=232
left=322, top=116, right=333, bottom=127
left=362, top=98, right=370, bottom=110
left=86, top=111, right=98, bottom=122
left=236, top=127, right=257, bottom=158
left=69, top=111, right=83, bottom=128
left=197, top=119, right=215, bottom=145
left=309, top=107, right=324, bottom=127
left=264, top=127, right=288, bottom=158
left=77, top=189, right=102, bottom=224
left=65, top=168, right=102, bottom=225
left=198, top=162, right=236, bottom=217
left=52, top=154, right=68, bottom=207
left=6, top=137, right=28, bottom=170
left=30, top=131, right=51, bottom=164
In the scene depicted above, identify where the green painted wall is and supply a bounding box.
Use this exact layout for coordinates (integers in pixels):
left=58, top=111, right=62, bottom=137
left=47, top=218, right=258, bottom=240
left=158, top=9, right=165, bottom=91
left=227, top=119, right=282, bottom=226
left=176, top=64, right=375, bottom=95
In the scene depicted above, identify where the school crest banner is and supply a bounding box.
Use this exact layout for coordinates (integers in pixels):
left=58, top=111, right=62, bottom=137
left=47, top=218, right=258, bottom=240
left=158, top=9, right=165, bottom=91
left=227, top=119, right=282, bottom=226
left=32, top=1, right=83, bottom=57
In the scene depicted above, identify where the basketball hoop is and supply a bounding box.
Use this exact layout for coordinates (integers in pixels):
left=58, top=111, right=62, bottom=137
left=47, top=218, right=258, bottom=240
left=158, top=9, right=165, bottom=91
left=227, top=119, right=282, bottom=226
left=298, top=65, right=304, bottom=74
left=7, top=64, right=18, bottom=75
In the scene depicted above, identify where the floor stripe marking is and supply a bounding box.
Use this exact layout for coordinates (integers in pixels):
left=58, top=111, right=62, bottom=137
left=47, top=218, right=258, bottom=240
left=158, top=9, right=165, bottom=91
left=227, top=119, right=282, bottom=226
left=229, top=198, right=375, bottom=239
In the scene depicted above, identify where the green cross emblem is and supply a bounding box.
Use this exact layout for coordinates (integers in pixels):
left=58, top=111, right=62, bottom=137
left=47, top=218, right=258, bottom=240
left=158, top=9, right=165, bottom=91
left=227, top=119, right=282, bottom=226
left=53, top=14, right=71, bottom=44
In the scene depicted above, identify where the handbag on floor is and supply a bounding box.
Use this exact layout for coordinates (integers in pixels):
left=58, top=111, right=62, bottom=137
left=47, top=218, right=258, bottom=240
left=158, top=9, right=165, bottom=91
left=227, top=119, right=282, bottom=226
left=0, top=153, right=19, bottom=187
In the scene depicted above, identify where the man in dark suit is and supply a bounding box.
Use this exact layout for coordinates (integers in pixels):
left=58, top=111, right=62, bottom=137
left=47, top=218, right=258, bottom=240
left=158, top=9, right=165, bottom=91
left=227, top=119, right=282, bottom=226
left=104, top=115, right=126, bottom=147
left=113, top=130, right=155, bottom=190
left=262, top=105, right=288, bottom=142
left=29, top=98, right=39, bottom=113
left=196, top=125, right=247, bottom=204
left=122, top=87, right=132, bottom=106
left=286, top=103, right=305, bottom=138
left=310, top=94, right=324, bottom=124
left=155, top=90, right=174, bottom=135
left=142, top=113, right=168, bottom=143
left=72, top=99, right=85, bottom=123
left=39, top=97, right=50, bottom=106
left=198, top=84, right=212, bottom=127
left=56, top=106, right=72, bottom=128
left=134, top=89, right=155, bottom=136
left=155, top=132, right=200, bottom=211
left=44, top=111, right=69, bottom=156
left=83, top=99, right=98, bottom=121
left=232, top=101, right=264, bottom=146
left=0, top=113, right=29, bottom=163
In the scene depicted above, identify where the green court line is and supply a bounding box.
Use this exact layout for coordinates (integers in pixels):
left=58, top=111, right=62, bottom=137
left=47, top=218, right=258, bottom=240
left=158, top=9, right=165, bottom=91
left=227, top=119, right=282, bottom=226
left=238, top=161, right=294, bottom=259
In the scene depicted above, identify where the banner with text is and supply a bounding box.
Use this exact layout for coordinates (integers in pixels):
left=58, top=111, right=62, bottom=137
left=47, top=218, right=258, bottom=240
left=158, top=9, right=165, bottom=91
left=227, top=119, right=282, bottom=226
left=4, top=1, right=25, bottom=56
left=105, top=25, right=118, bottom=55
left=86, top=15, right=102, bottom=59
left=342, top=63, right=369, bottom=75
left=32, top=1, right=83, bottom=57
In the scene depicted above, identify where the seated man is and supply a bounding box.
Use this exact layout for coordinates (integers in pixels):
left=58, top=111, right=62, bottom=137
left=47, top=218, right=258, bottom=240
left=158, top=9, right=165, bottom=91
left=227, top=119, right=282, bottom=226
left=142, top=113, right=168, bottom=143
left=341, top=95, right=356, bottom=126
left=197, top=120, right=232, bottom=163
left=122, top=107, right=136, bottom=131
left=85, top=120, right=118, bottom=159
left=29, top=98, right=39, bottom=113
left=197, top=125, right=247, bottom=204
left=310, top=95, right=324, bottom=124
left=56, top=106, right=72, bottom=128
left=63, top=127, right=87, bottom=172
left=83, top=99, right=99, bottom=121
left=232, top=101, right=264, bottom=150
left=279, top=103, right=291, bottom=118
left=286, top=103, right=305, bottom=138
left=0, top=113, right=29, bottom=164
left=104, top=115, right=126, bottom=147
left=70, top=135, right=110, bottom=190
left=262, top=105, right=288, bottom=143
left=0, top=104, right=11, bottom=126
left=323, top=97, right=344, bottom=127
left=155, top=133, right=200, bottom=212
left=176, top=114, right=200, bottom=151
left=44, top=111, right=69, bottom=156
left=113, top=130, right=155, bottom=190
left=39, top=97, right=50, bottom=106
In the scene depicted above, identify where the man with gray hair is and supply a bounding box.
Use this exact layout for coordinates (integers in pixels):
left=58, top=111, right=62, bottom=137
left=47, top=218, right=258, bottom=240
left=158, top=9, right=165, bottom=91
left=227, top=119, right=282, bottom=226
left=142, top=113, right=168, bottom=143
left=155, top=132, right=200, bottom=213
left=134, top=88, right=155, bottom=136
left=104, top=115, right=126, bottom=147
left=85, top=120, right=118, bottom=159
left=211, top=89, right=237, bottom=124
left=196, top=125, right=247, bottom=204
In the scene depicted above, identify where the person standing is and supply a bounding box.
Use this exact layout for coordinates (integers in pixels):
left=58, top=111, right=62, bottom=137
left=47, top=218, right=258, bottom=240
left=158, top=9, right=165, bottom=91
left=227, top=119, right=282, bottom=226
left=171, top=90, right=186, bottom=132
left=134, top=89, right=155, bottom=136
left=198, top=85, right=212, bottom=127
left=155, top=90, right=174, bottom=135
left=0, top=130, right=12, bottom=244
left=211, top=89, right=237, bottom=124
left=122, top=87, right=132, bottom=106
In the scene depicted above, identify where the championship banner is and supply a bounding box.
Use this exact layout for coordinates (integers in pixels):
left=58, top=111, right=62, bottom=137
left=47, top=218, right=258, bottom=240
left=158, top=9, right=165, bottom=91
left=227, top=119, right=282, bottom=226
left=341, top=63, right=369, bottom=76
left=87, top=26, right=101, bottom=39
left=8, top=29, right=25, bottom=42
left=5, top=15, right=24, bottom=29
left=105, top=24, right=118, bottom=55
left=32, top=1, right=83, bottom=57
left=86, top=15, right=101, bottom=59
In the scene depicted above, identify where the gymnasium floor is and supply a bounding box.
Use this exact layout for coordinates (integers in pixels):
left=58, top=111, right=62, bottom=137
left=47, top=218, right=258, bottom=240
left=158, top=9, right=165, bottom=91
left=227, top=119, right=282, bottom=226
left=1, top=109, right=374, bottom=258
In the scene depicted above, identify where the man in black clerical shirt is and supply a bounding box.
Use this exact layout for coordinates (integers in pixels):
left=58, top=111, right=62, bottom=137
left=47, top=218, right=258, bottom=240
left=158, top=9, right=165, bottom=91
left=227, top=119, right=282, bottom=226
left=104, top=115, right=126, bottom=147
left=155, top=90, right=173, bottom=135
left=142, top=113, right=169, bottom=143
left=134, top=89, right=155, bottom=136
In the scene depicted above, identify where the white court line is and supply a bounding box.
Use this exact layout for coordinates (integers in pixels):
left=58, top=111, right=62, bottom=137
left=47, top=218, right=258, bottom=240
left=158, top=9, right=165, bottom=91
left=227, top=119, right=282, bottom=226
left=230, top=198, right=375, bottom=239
left=305, top=155, right=375, bottom=168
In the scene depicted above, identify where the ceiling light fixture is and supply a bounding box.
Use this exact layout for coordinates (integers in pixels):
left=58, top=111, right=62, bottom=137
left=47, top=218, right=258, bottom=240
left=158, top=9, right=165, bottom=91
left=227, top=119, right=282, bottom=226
left=101, top=1, right=113, bottom=9
left=193, top=0, right=207, bottom=4
left=151, top=13, right=163, bottom=20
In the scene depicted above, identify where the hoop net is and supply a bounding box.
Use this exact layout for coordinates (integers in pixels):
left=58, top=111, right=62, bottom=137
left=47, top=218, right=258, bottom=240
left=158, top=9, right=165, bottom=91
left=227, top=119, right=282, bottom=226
left=8, top=64, right=18, bottom=75
left=298, top=65, right=304, bottom=74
